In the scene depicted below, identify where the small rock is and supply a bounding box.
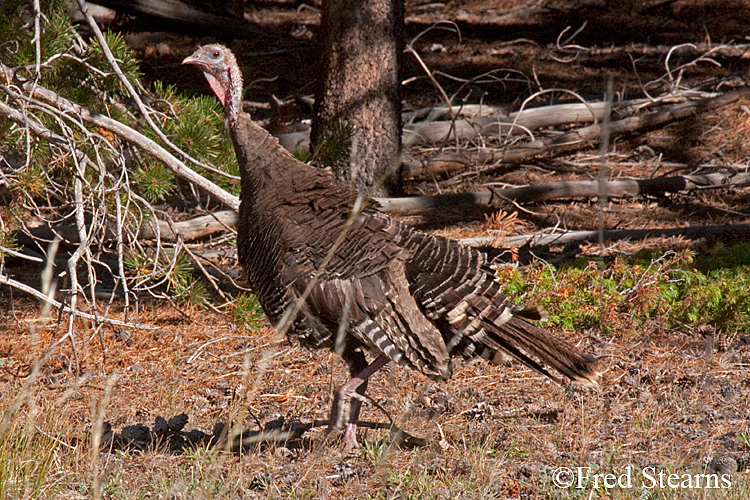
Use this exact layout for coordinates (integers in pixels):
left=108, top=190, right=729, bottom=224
left=153, top=416, right=168, bottom=434
left=274, top=446, right=294, bottom=459
left=709, top=455, right=738, bottom=475
left=167, top=413, right=189, bottom=432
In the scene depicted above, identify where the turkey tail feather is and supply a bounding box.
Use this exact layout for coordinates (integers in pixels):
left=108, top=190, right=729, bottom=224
left=515, top=305, right=548, bottom=322
left=488, top=316, right=600, bottom=387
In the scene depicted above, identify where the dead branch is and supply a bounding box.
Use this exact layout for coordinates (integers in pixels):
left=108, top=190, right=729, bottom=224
left=401, top=89, right=750, bottom=178
left=375, top=171, right=750, bottom=213
left=459, top=223, right=750, bottom=248
left=0, top=274, right=151, bottom=330
left=19, top=211, right=240, bottom=247
left=402, top=100, right=623, bottom=145
left=0, top=62, right=240, bottom=211
left=578, top=42, right=750, bottom=64
left=403, top=104, right=507, bottom=123
left=139, top=211, right=239, bottom=241
left=87, top=0, right=262, bottom=38
left=506, top=88, right=750, bottom=161
left=276, top=100, right=641, bottom=153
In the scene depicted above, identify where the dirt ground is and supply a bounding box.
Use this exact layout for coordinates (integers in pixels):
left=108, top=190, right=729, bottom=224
left=3, top=0, right=750, bottom=498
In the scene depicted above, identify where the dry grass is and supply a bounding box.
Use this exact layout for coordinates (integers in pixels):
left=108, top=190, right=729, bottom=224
left=1, top=256, right=749, bottom=500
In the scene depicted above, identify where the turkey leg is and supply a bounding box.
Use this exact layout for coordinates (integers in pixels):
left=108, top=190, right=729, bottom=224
left=328, top=354, right=390, bottom=451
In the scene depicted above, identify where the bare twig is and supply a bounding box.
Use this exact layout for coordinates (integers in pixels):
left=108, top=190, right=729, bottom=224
left=0, top=274, right=151, bottom=329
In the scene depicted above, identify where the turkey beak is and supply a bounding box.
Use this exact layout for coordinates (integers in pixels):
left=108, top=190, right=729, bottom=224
left=182, top=54, right=205, bottom=69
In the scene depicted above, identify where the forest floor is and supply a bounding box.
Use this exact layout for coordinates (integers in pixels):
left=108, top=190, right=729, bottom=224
left=2, top=0, right=750, bottom=498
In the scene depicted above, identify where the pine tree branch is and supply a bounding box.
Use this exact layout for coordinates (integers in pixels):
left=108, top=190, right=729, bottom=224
left=74, top=0, right=239, bottom=182
left=0, top=62, right=240, bottom=211
left=0, top=99, right=97, bottom=172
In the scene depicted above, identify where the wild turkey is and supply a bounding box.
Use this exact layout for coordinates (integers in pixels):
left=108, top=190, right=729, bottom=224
left=183, top=45, right=600, bottom=450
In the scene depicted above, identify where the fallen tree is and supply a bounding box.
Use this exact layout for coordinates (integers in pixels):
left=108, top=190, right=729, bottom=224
left=400, top=89, right=750, bottom=178
left=459, top=223, right=750, bottom=248
left=276, top=100, right=645, bottom=153
left=277, top=91, right=750, bottom=180
left=375, top=171, right=750, bottom=213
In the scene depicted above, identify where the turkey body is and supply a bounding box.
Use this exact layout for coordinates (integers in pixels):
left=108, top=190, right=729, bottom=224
left=230, top=115, right=595, bottom=385
left=233, top=116, right=451, bottom=378
left=183, top=44, right=598, bottom=449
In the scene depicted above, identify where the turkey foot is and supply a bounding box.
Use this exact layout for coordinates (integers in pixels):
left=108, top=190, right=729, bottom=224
left=327, top=354, right=390, bottom=453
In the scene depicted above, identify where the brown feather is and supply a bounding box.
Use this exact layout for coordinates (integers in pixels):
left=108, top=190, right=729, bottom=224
left=184, top=44, right=600, bottom=392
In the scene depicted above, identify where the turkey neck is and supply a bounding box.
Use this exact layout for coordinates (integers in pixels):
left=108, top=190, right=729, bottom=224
left=230, top=113, right=289, bottom=196
left=228, top=112, right=346, bottom=207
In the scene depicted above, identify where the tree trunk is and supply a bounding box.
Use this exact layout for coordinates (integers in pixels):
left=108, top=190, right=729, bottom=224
left=312, top=0, right=404, bottom=196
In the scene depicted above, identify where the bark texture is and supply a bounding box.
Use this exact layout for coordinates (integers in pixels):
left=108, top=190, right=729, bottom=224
left=312, top=0, right=404, bottom=196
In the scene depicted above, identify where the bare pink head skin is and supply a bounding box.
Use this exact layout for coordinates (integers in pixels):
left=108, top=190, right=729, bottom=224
left=182, top=44, right=243, bottom=127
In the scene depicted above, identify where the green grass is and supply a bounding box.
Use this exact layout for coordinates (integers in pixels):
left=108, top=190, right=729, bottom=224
left=498, top=244, right=750, bottom=339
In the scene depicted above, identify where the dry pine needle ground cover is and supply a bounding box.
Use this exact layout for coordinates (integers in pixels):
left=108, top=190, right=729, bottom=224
left=4, top=1, right=750, bottom=499
left=2, top=243, right=750, bottom=500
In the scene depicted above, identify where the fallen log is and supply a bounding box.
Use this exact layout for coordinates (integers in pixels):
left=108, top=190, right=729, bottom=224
left=503, top=88, right=750, bottom=162
left=403, top=104, right=507, bottom=123
left=459, top=223, right=750, bottom=248
left=85, top=0, right=259, bottom=38
left=275, top=100, right=645, bottom=153
left=375, top=171, right=750, bottom=212
left=18, top=211, right=240, bottom=248
left=139, top=210, right=238, bottom=241
left=400, top=90, right=749, bottom=178
left=404, top=100, right=653, bottom=145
